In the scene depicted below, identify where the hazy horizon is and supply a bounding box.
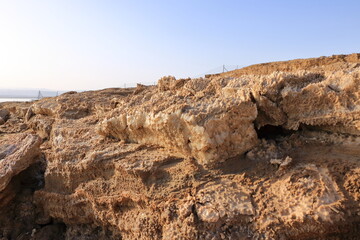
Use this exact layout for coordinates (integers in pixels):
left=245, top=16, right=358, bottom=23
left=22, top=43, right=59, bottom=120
left=0, top=88, right=66, bottom=98
left=1, top=1, right=359, bottom=91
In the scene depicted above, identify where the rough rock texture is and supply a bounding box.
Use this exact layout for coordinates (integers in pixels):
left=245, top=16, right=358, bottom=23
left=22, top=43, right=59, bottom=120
left=0, top=109, right=10, bottom=125
left=0, top=134, right=41, bottom=193
left=97, top=76, right=258, bottom=167
left=0, top=54, right=360, bottom=239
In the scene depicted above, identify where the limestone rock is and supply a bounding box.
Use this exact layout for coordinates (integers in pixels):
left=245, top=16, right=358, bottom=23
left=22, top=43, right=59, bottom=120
left=196, top=179, right=254, bottom=223
left=0, top=54, right=359, bottom=239
left=0, top=109, right=9, bottom=125
left=98, top=78, right=259, bottom=167
left=0, top=134, right=41, bottom=193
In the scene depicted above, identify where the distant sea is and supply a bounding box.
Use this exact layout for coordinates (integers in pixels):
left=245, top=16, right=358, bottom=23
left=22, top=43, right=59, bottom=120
left=0, top=89, right=65, bottom=103
left=0, top=98, right=35, bottom=102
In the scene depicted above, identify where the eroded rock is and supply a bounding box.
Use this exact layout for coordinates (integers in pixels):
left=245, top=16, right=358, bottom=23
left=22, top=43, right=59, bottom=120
left=0, top=109, right=9, bottom=125
left=0, top=54, right=359, bottom=239
left=0, top=134, right=41, bottom=193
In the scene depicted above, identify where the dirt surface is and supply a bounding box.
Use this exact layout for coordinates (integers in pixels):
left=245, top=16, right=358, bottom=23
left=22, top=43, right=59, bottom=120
left=0, top=54, right=359, bottom=239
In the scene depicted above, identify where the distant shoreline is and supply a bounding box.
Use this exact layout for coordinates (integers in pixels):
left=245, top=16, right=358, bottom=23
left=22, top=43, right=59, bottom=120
left=0, top=89, right=64, bottom=100
left=0, top=96, right=37, bottom=99
left=0, top=97, right=35, bottom=102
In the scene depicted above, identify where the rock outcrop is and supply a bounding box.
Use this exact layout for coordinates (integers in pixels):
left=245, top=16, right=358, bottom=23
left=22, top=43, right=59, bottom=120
left=0, top=109, right=9, bottom=125
left=0, top=54, right=359, bottom=239
left=97, top=76, right=259, bottom=167
left=0, top=134, right=41, bottom=193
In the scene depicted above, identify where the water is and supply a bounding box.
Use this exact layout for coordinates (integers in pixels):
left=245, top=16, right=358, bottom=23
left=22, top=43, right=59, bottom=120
left=0, top=98, right=35, bottom=102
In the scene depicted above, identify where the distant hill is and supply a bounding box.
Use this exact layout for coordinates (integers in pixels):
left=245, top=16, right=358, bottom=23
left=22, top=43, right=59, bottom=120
left=217, top=53, right=360, bottom=78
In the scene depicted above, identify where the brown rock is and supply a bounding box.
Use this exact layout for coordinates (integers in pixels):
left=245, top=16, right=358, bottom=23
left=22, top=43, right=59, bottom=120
left=0, top=134, right=41, bottom=193
left=0, top=109, right=9, bottom=125
left=0, top=109, right=9, bottom=120
left=0, top=54, right=360, bottom=239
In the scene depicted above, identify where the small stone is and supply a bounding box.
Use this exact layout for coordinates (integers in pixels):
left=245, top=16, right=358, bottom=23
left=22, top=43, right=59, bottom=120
left=270, top=156, right=292, bottom=170
left=279, top=156, right=292, bottom=168
left=270, top=158, right=282, bottom=165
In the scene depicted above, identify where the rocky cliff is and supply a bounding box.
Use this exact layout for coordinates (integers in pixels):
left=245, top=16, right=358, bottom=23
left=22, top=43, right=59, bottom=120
left=0, top=54, right=359, bottom=239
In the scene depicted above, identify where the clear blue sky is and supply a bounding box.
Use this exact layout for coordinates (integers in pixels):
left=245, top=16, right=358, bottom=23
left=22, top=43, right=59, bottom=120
left=0, top=0, right=359, bottom=91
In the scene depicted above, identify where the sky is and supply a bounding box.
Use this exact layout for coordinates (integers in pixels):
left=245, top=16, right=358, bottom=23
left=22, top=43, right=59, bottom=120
left=0, top=0, right=359, bottom=91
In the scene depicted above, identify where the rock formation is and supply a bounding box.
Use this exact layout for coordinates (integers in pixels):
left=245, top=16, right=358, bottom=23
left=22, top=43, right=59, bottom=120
left=0, top=54, right=359, bottom=239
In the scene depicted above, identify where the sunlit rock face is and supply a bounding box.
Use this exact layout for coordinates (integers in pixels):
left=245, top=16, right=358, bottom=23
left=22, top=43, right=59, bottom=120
left=0, top=54, right=360, bottom=239
left=98, top=76, right=259, bottom=167
left=0, top=134, right=41, bottom=194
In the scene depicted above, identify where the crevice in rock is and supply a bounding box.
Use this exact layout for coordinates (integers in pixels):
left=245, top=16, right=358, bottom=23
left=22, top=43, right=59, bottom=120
left=34, top=221, right=67, bottom=240
left=256, top=124, right=295, bottom=140
left=0, top=159, right=47, bottom=239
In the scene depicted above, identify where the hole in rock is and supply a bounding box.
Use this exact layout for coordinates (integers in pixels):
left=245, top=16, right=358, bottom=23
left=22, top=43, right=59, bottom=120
left=256, top=125, right=295, bottom=140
